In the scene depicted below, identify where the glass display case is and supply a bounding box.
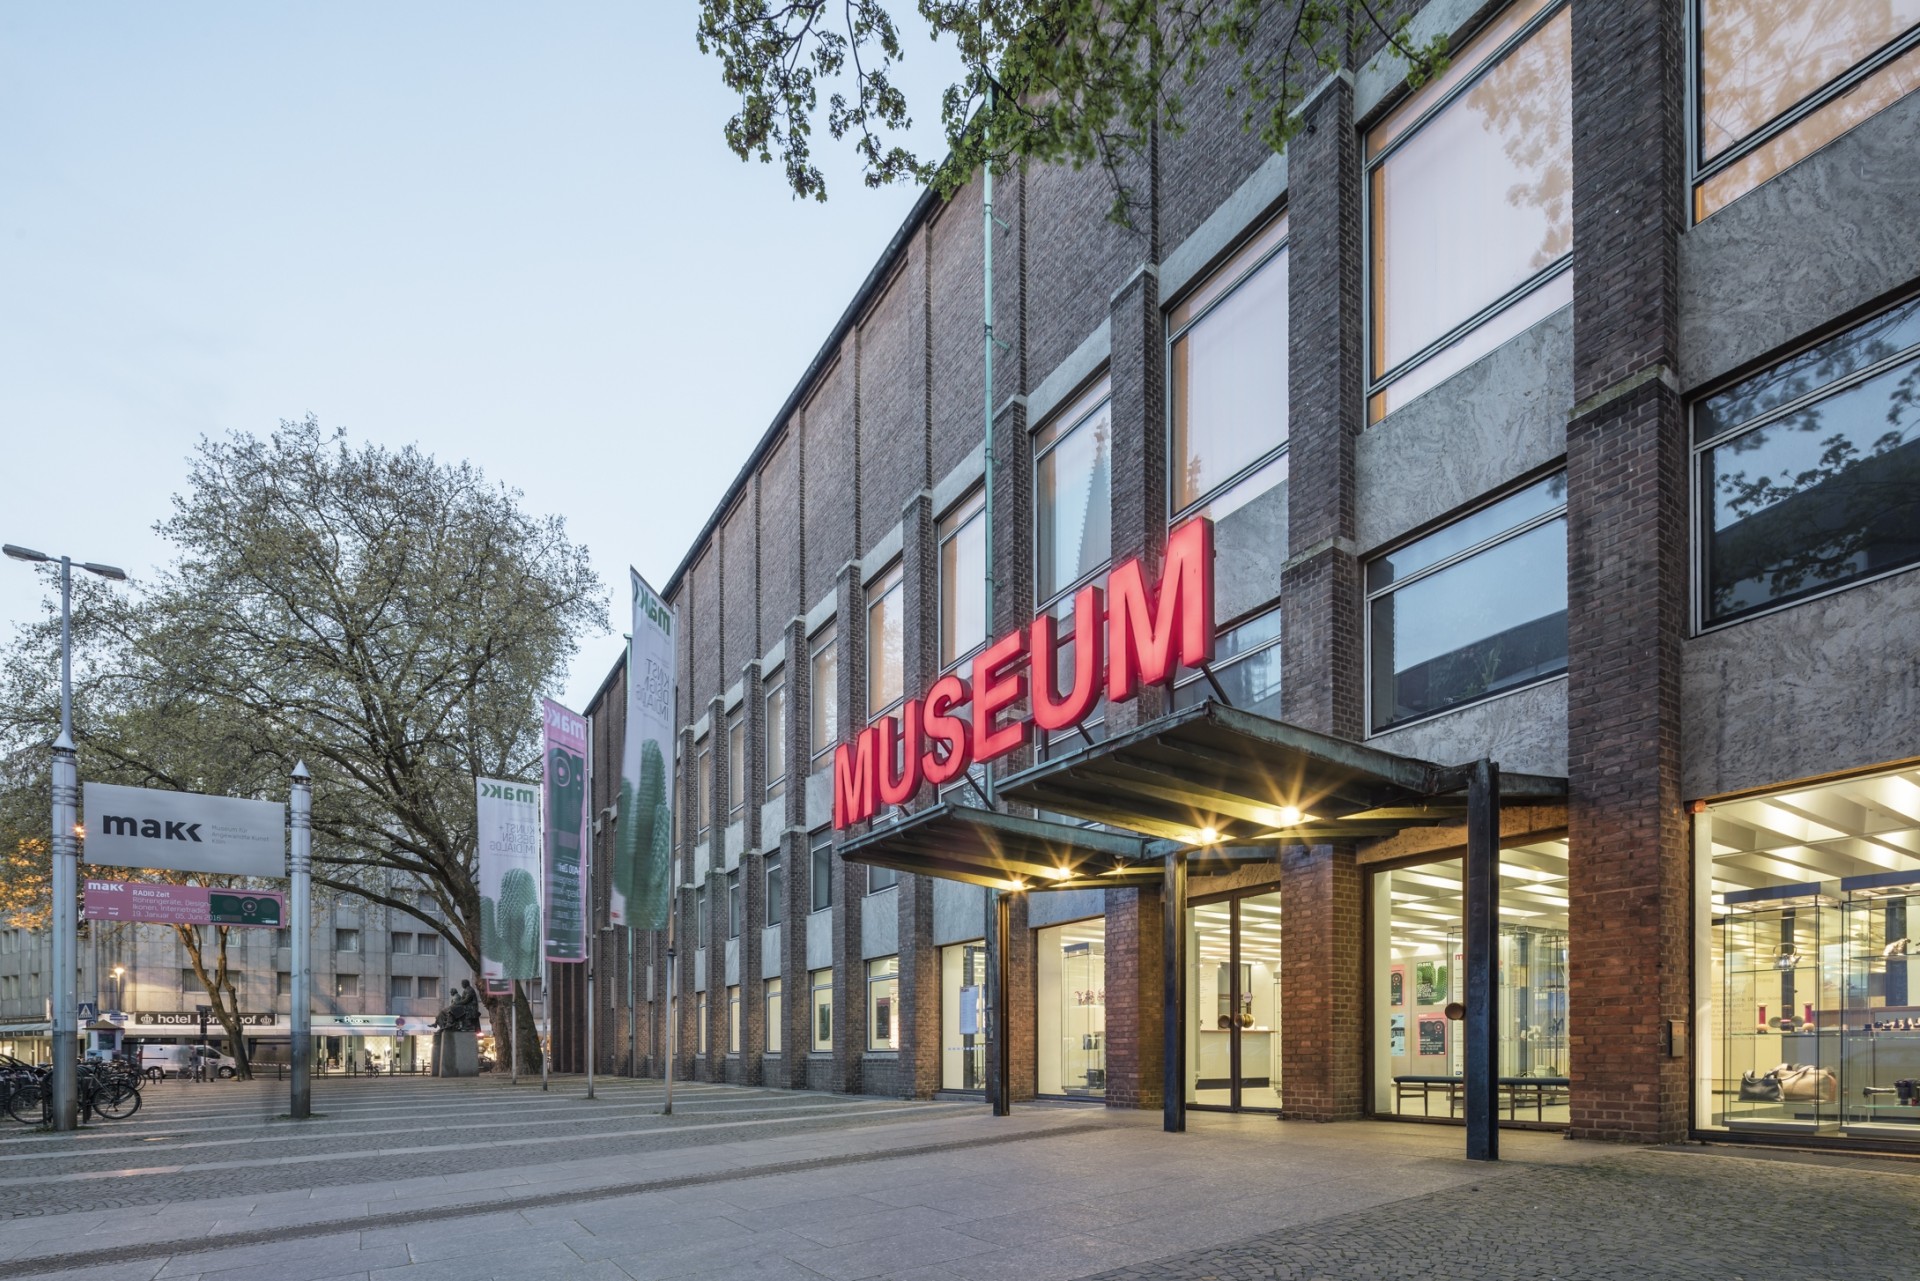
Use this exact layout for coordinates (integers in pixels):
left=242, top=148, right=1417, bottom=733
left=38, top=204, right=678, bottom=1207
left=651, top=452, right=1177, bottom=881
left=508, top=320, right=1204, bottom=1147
left=1716, top=889, right=1841, bottom=1134
left=1056, top=938, right=1106, bottom=1096
left=1839, top=877, right=1920, bottom=1136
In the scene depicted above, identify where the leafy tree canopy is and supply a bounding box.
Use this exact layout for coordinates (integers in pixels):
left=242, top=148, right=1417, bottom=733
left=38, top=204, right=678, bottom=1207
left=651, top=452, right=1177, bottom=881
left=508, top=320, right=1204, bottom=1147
left=697, top=0, right=1447, bottom=221
left=0, top=419, right=605, bottom=1074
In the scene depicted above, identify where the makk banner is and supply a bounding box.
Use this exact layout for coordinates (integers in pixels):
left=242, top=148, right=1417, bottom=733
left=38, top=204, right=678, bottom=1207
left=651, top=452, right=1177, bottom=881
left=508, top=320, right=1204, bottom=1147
left=613, top=570, right=675, bottom=930
left=475, top=775, right=541, bottom=981
left=82, top=782, right=284, bottom=878
left=542, top=699, right=588, bottom=964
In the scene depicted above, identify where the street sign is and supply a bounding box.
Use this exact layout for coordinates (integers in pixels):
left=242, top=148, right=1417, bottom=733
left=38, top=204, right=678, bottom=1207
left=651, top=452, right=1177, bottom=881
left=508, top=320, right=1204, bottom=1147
left=82, top=782, right=285, bottom=877
left=77, top=1002, right=97, bottom=1020
left=84, top=880, right=285, bottom=928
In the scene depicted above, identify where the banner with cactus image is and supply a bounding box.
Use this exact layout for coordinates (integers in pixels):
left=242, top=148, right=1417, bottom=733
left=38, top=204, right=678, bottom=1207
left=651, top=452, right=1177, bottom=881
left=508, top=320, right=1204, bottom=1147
left=476, top=775, right=542, bottom=980
left=612, top=569, right=675, bottom=930
left=542, top=698, right=588, bottom=964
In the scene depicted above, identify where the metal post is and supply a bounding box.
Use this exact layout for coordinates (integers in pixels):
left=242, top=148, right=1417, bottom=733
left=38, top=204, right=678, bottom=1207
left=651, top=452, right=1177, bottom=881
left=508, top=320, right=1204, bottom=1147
left=49, top=557, right=78, bottom=1131
left=289, top=762, right=313, bottom=1119
left=510, top=978, right=519, bottom=1086
left=628, top=924, right=638, bottom=1077
left=988, top=888, right=1012, bottom=1117
left=663, top=905, right=676, bottom=1114
left=540, top=959, right=551, bottom=1091
left=1163, top=847, right=1188, bottom=1133
left=586, top=940, right=597, bottom=1099
left=1465, top=758, right=1501, bottom=1162
left=979, top=83, right=997, bottom=809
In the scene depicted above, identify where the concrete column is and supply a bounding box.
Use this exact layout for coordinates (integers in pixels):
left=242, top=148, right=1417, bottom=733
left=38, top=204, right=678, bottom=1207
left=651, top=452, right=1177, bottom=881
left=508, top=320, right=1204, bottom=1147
left=1564, top=0, right=1690, bottom=1143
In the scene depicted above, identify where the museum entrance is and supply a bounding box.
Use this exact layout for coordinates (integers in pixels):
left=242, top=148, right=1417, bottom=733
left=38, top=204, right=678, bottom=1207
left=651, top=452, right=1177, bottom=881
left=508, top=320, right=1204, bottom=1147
left=1186, top=886, right=1283, bottom=1111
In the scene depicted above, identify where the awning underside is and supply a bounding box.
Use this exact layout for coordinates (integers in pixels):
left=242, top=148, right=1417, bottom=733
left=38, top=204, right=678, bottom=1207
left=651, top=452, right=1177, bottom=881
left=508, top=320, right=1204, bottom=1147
left=840, top=703, right=1569, bottom=888
left=999, top=702, right=1568, bottom=847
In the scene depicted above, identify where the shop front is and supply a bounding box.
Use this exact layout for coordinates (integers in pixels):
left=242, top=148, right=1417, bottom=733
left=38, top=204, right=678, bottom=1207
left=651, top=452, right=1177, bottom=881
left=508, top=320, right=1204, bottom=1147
left=1696, top=761, right=1920, bottom=1147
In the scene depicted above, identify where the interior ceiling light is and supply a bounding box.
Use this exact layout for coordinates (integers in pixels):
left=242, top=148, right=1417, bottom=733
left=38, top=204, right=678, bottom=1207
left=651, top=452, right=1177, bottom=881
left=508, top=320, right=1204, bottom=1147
left=1198, top=826, right=1220, bottom=844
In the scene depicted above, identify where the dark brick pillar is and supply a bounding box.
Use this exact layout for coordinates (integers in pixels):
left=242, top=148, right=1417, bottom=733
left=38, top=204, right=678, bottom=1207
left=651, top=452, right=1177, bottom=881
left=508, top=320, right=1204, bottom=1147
left=1105, top=260, right=1172, bottom=736
left=703, top=694, right=728, bottom=1082
left=778, top=615, right=811, bottom=1090
left=1103, top=886, right=1165, bottom=1109
left=896, top=492, right=941, bottom=1098
left=1279, top=70, right=1367, bottom=1122
left=830, top=560, right=867, bottom=1093
left=739, top=661, right=766, bottom=1084
left=1565, top=0, right=1690, bottom=1143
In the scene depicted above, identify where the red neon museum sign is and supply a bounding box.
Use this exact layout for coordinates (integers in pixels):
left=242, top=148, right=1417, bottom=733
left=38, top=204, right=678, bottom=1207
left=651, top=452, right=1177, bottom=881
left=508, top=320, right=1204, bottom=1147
left=833, top=517, right=1215, bottom=829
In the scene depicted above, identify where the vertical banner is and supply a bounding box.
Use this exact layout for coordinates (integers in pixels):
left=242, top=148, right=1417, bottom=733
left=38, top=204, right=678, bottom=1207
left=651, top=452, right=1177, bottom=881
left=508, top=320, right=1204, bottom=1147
left=543, top=699, right=588, bottom=963
left=476, top=776, right=541, bottom=981
left=613, top=570, right=675, bottom=929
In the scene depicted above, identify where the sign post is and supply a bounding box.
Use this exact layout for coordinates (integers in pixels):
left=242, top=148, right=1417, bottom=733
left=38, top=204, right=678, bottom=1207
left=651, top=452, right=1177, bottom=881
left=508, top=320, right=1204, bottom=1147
left=289, top=763, right=313, bottom=1119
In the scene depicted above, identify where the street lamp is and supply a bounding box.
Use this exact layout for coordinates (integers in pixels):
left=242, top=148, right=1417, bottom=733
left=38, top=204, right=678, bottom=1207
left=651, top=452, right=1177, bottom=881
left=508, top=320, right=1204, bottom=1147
left=4, top=544, right=127, bottom=1132
left=110, top=965, right=126, bottom=1016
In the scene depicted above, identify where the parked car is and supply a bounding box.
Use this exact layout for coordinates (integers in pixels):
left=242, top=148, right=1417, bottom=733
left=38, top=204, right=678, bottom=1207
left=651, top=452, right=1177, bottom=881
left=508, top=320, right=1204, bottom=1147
left=137, top=1044, right=237, bottom=1080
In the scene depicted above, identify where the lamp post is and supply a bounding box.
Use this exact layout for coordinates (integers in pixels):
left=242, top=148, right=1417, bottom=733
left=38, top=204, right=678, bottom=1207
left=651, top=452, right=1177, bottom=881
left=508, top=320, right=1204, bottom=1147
left=3, top=544, right=127, bottom=1132
left=109, top=966, right=125, bottom=1015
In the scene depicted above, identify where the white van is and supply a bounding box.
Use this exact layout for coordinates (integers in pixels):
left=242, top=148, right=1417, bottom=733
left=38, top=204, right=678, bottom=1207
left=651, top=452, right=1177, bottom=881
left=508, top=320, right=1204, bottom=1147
left=138, top=1044, right=237, bottom=1080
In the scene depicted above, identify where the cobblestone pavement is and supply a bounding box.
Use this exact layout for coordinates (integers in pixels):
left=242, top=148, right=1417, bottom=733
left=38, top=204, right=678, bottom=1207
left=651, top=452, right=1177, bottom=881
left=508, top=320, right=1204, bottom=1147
left=3, top=1077, right=1917, bottom=1281
left=1085, top=1145, right=1920, bottom=1281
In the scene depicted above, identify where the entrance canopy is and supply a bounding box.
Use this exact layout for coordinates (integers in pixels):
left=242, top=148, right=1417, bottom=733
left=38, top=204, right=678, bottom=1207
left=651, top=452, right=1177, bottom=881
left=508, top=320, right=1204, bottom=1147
left=999, top=702, right=1567, bottom=846
left=841, top=803, right=1163, bottom=891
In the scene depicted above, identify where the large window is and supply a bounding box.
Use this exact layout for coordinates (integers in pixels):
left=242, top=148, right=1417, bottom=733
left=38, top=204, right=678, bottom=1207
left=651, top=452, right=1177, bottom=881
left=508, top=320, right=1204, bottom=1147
left=1366, top=0, right=1572, bottom=422
left=1367, top=473, right=1568, bottom=731
left=727, top=870, right=741, bottom=939
left=696, top=886, right=709, bottom=948
left=727, top=985, right=741, bottom=1054
left=765, top=853, right=784, bottom=927
left=1694, top=295, right=1920, bottom=628
left=868, top=865, right=899, bottom=894
left=942, top=941, right=988, bottom=1091
left=939, top=488, right=988, bottom=667
left=696, top=739, right=712, bottom=837
left=1370, top=841, right=1570, bottom=1123
left=866, top=561, right=904, bottom=715
left=765, top=977, right=783, bottom=1054
left=1170, top=216, right=1290, bottom=518
left=1035, top=381, right=1113, bottom=605
left=726, top=709, right=746, bottom=819
left=1173, top=605, right=1283, bottom=718
left=1037, top=919, right=1106, bottom=1097
left=867, top=956, right=900, bottom=1051
left=1694, top=1, right=1920, bottom=220
left=764, top=673, right=787, bottom=800
left=811, top=967, right=833, bottom=1051
left=809, top=625, right=838, bottom=763
left=811, top=837, right=834, bottom=912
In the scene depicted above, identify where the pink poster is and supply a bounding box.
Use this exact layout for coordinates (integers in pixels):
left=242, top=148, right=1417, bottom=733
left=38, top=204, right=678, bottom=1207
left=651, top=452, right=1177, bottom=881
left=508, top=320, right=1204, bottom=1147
left=84, top=878, right=285, bottom=927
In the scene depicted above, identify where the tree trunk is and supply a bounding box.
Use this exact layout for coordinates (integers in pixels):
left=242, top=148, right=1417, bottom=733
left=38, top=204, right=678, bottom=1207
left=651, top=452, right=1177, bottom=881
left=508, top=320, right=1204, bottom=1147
left=175, top=922, right=255, bottom=1080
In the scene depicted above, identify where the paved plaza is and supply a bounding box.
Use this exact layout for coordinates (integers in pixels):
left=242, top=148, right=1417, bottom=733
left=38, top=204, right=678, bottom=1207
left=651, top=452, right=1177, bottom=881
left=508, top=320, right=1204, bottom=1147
left=0, top=1075, right=1914, bottom=1280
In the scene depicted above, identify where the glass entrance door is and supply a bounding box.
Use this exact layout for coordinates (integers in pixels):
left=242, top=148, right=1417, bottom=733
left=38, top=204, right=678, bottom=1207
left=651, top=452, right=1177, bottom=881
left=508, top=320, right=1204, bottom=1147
left=1187, top=889, right=1283, bottom=1111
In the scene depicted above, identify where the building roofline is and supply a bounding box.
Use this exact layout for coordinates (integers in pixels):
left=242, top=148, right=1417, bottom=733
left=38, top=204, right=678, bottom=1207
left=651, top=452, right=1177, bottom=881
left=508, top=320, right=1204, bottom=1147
left=584, top=645, right=628, bottom=720
left=660, top=181, right=946, bottom=600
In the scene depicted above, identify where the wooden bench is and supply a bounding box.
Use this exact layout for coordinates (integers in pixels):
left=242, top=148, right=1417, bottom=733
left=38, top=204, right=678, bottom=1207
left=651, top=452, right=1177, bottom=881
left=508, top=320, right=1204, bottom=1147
left=1392, top=1075, right=1571, bottom=1121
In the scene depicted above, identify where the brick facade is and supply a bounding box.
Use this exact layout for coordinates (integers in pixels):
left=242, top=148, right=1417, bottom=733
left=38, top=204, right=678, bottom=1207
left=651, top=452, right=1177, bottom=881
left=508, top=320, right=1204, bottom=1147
left=550, top=0, right=1919, bottom=1152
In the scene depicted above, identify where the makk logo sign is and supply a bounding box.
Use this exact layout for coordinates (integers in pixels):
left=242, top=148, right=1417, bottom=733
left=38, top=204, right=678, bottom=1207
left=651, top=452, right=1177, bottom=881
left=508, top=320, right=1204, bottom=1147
left=83, top=783, right=284, bottom=878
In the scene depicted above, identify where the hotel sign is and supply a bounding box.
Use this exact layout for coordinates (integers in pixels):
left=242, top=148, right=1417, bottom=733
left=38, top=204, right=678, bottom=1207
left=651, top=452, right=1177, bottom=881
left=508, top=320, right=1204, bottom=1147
left=833, top=518, right=1216, bottom=829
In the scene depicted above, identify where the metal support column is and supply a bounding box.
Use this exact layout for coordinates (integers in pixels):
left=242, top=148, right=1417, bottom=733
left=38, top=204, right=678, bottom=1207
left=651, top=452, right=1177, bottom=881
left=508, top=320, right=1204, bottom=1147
left=988, top=888, right=1012, bottom=1116
left=1163, top=848, right=1188, bottom=1133
left=1465, top=758, right=1501, bottom=1162
left=586, top=942, right=597, bottom=1099
left=289, top=762, right=313, bottom=1119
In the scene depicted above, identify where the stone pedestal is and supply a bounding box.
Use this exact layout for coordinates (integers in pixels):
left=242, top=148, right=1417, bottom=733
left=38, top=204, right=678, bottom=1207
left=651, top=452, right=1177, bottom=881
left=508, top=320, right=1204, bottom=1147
left=433, top=1029, right=479, bottom=1077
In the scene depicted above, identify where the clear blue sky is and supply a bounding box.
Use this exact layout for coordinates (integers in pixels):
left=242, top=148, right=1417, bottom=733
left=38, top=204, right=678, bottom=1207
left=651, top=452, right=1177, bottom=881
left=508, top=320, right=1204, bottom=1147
left=0, top=2, right=961, bottom=714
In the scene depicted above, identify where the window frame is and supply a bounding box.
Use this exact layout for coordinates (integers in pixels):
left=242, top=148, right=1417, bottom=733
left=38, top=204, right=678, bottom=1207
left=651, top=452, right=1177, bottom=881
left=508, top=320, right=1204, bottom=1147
left=868, top=865, right=899, bottom=894
left=764, top=670, right=787, bottom=800
left=809, top=625, right=839, bottom=765
left=1165, top=214, right=1292, bottom=524
left=696, top=885, right=709, bottom=949
left=765, top=976, right=784, bottom=1054
left=1688, top=297, right=1920, bottom=633
left=725, top=707, right=746, bottom=819
left=765, top=853, right=784, bottom=926
left=1362, top=0, right=1573, bottom=422
left=1686, top=0, right=1920, bottom=222
left=937, top=486, right=990, bottom=671
left=727, top=869, right=742, bottom=939
left=866, top=955, right=900, bottom=1052
left=695, top=738, right=713, bottom=838
left=1033, top=378, right=1115, bottom=612
left=727, top=984, right=741, bottom=1055
left=865, top=559, right=906, bottom=718
left=1362, top=472, right=1570, bottom=734
left=810, top=837, right=834, bottom=913
left=1171, top=602, right=1285, bottom=713
left=810, top=966, right=834, bottom=1052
